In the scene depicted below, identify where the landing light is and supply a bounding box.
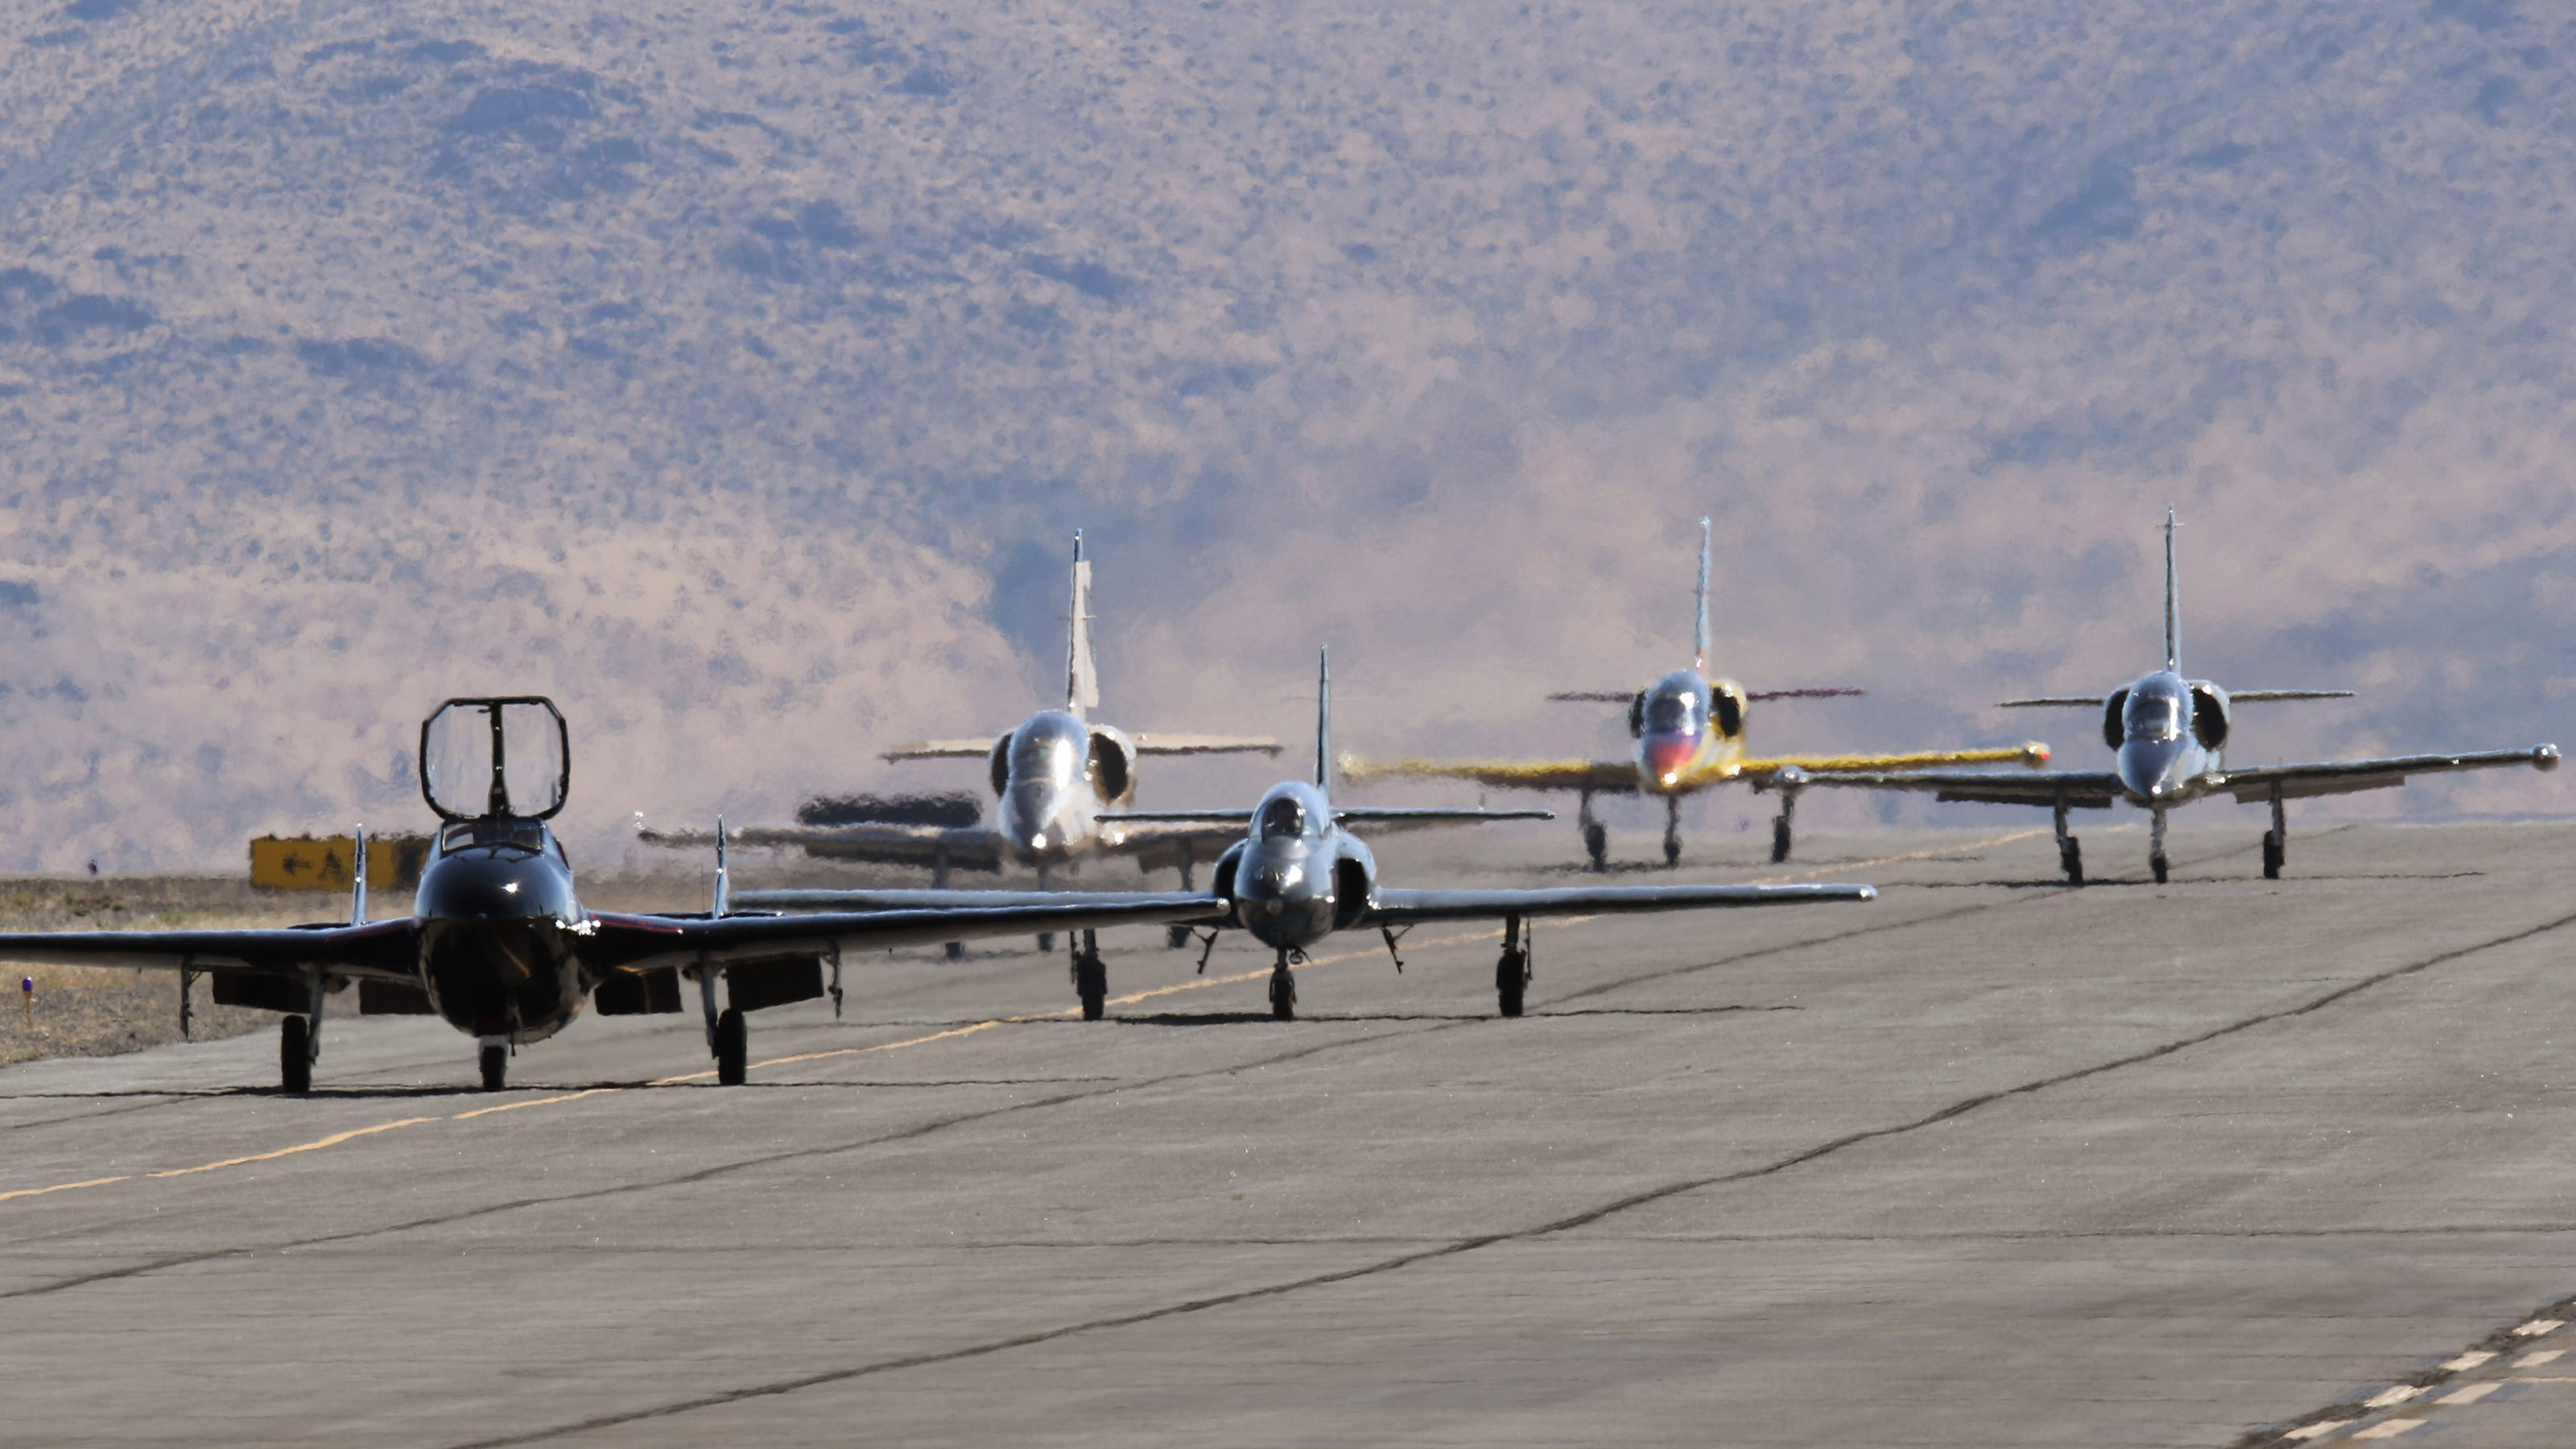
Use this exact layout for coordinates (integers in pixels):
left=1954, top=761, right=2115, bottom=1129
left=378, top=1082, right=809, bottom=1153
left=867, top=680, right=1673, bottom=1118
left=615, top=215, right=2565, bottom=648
left=502, top=881, right=520, bottom=895
left=1660, top=772, right=1678, bottom=786
left=1030, top=833, right=1046, bottom=848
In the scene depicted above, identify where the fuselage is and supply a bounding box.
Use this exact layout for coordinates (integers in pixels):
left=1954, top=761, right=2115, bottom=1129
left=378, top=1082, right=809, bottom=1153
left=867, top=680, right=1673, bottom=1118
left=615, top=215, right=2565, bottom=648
left=1222, top=780, right=1374, bottom=952
left=409, top=815, right=591, bottom=1042
left=2108, top=670, right=2223, bottom=807
left=1630, top=668, right=1747, bottom=795
left=991, top=709, right=1141, bottom=868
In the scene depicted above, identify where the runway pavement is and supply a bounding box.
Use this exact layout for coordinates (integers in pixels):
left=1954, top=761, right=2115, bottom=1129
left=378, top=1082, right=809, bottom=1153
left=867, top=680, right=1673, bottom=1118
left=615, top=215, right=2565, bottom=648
left=3, top=818, right=2573, bottom=1447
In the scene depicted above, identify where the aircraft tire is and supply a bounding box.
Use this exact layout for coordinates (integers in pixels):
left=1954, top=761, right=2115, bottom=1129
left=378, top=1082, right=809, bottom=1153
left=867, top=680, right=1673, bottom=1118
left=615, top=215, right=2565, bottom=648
left=479, top=1044, right=507, bottom=1092
left=1496, top=953, right=1525, bottom=1018
left=1037, top=932, right=1055, bottom=954
left=279, top=1015, right=311, bottom=1095
left=2060, top=839, right=2084, bottom=887
left=2262, top=832, right=2283, bottom=880
left=1662, top=830, right=1682, bottom=869
left=1269, top=971, right=1295, bottom=1022
left=716, top=1007, right=748, bottom=1086
left=2151, top=852, right=2169, bottom=886
left=1166, top=923, right=1191, bottom=950
left=1583, top=823, right=1608, bottom=873
left=1770, top=817, right=1792, bottom=864
left=1075, top=955, right=1107, bottom=1022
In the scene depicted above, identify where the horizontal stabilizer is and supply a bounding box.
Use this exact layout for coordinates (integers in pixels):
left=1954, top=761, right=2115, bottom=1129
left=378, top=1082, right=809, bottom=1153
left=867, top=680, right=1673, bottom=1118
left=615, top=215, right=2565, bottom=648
left=1746, top=687, right=1866, bottom=702
left=882, top=737, right=1005, bottom=762
left=1125, top=733, right=1285, bottom=757
left=2228, top=690, right=2358, bottom=703
left=1998, top=696, right=2106, bottom=708
left=1547, top=691, right=1636, bottom=703
left=1332, top=807, right=1554, bottom=824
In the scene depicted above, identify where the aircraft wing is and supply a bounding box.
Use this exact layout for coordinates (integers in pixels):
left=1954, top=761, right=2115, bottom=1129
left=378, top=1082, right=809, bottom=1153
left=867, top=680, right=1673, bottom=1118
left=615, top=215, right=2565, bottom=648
left=1793, top=768, right=2124, bottom=809
left=1364, top=881, right=1872, bottom=924
left=881, top=738, right=1002, bottom=762
left=2219, top=745, right=2558, bottom=802
left=1125, top=733, right=1284, bottom=757
left=580, top=896, right=1228, bottom=972
left=1101, top=807, right=1553, bottom=833
left=1335, top=754, right=1638, bottom=795
left=637, top=817, right=1007, bottom=868
left=0, top=919, right=420, bottom=980
left=1728, top=743, right=2052, bottom=782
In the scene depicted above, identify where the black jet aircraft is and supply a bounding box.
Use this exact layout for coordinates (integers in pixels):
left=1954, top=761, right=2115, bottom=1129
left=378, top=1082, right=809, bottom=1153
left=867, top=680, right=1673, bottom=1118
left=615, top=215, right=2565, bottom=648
left=0, top=698, right=1217, bottom=1092
left=741, top=653, right=1876, bottom=1020
left=1793, top=509, right=2559, bottom=883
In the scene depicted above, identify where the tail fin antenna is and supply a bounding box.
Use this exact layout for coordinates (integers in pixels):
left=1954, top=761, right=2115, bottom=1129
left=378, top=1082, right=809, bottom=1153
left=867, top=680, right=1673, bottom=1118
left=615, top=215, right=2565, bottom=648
left=2162, top=504, right=2181, bottom=674
left=1067, top=531, right=1100, bottom=714
left=1315, top=646, right=1332, bottom=795
left=1693, top=517, right=1712, bottom=674
left=712, top=815, right=730, bottom=919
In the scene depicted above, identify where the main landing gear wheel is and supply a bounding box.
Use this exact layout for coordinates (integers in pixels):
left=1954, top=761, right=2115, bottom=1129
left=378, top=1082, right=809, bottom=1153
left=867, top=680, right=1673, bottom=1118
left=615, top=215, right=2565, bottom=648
left=1036, top=932, right=1055, bottom=954
left=2151, top=852, right=2170, bottom=886
left=279, top=1014, right=312, bottom=1095
left=2262, top=831, right=2284, bottom=880
left=2059, top=837, right=2084, bottom=886
left=480, top=1043, right=508, bottom=1092
left=1583, top=822, right=1608, bottom=873
left=715, top=1007, right=748, bottom=1086
left=1269, top=966, right=1296, bottom=1022
left=1072, top=933, right=1107, bottom=1021
left=1496, top=948, right=1528, bottom=1018
left=1166, top=924, right=1192, bottom=950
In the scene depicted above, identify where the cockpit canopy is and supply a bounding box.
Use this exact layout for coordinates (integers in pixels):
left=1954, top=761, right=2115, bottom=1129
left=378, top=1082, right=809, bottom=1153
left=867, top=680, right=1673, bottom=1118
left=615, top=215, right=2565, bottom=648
left=436, top=816, right=558, bottom=858
left=420, top=696, right=571, bottom=821
left=1640, top=671, right=1711, bottom=737
left=1256, top=785, right=1325, bottom=840
left=2120, top=675, right=2188, bottom=744
left=1009, top=712, right=1088, bottom=789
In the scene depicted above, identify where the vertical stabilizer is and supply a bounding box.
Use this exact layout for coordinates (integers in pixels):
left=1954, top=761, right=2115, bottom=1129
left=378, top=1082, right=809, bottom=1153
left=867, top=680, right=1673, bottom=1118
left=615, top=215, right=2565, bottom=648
left=2162, top=504, right=2181, bottom=674
left=1315, top=646, right=1332, bottom=795
left=1066, top=532, right=1100, bottom=715
left=1692, top=517, right=1712, bottom=674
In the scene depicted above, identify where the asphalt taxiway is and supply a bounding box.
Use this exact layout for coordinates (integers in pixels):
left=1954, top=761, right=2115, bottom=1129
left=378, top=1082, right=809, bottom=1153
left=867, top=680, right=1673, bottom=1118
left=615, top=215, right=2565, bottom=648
left=3, top=819, right=2572, bottom=1447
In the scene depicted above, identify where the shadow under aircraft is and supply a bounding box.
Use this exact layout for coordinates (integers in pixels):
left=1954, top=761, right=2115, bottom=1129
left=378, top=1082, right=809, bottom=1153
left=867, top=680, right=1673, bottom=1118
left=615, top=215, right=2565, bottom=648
left=0, top=698, right=1217, bottom=1092
left=1791, top=508, right=2560, bottom=884
left=741, top=652, right=1877, bottom=1021
left=1341, top=518, right=2048, bottom=869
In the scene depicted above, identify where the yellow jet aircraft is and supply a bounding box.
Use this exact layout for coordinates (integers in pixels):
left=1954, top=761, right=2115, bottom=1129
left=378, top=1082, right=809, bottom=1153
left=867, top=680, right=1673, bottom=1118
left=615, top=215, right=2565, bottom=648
left=1342, top=520, right=2049, bottom=868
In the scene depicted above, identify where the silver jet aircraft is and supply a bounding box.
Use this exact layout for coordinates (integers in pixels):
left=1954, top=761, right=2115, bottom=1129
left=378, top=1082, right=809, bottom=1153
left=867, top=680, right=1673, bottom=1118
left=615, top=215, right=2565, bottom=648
left=0, top=698, right=1217, bottom=1092
left=640, top=533, right=1278, bottom=909
left=742, top=652, right=1876, bottom=1021
left=1792, top=509, right=2559, bottom=884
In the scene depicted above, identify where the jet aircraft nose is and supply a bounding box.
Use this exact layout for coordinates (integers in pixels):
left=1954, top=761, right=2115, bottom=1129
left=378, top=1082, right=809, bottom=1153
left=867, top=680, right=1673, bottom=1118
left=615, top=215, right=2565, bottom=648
left=2116, top=737, right=2189, bottom=803
left=1642, top=731, right=1699, bottom=787
left=1004, top=782, right=1068, bottom=853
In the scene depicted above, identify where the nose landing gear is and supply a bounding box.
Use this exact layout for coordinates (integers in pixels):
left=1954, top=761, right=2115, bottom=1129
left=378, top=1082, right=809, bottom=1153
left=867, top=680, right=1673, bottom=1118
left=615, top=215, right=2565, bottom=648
left=1268, top=951, right=1297, bottom=1022
left=1070, top=931, right=1107, bottom=1020
left=2054, top=801, right=2083, bottom=886
left=1662, top=796, right=1683, bottom=869
left=478, top=1038, right=508, bottom=1092
left=2149, top=808, right=2170, bottom=886
left=1495, top=914, right=1530, bottom=1018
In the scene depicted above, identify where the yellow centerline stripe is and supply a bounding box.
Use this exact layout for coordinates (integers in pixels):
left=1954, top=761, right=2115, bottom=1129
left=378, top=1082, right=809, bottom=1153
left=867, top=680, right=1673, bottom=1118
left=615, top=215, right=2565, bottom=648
left=147, top=1117, right=442, bottom=1177
left=6, top=828, right=2028, bottom=1202
left=0, top=1174, right=132, bottom=1203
